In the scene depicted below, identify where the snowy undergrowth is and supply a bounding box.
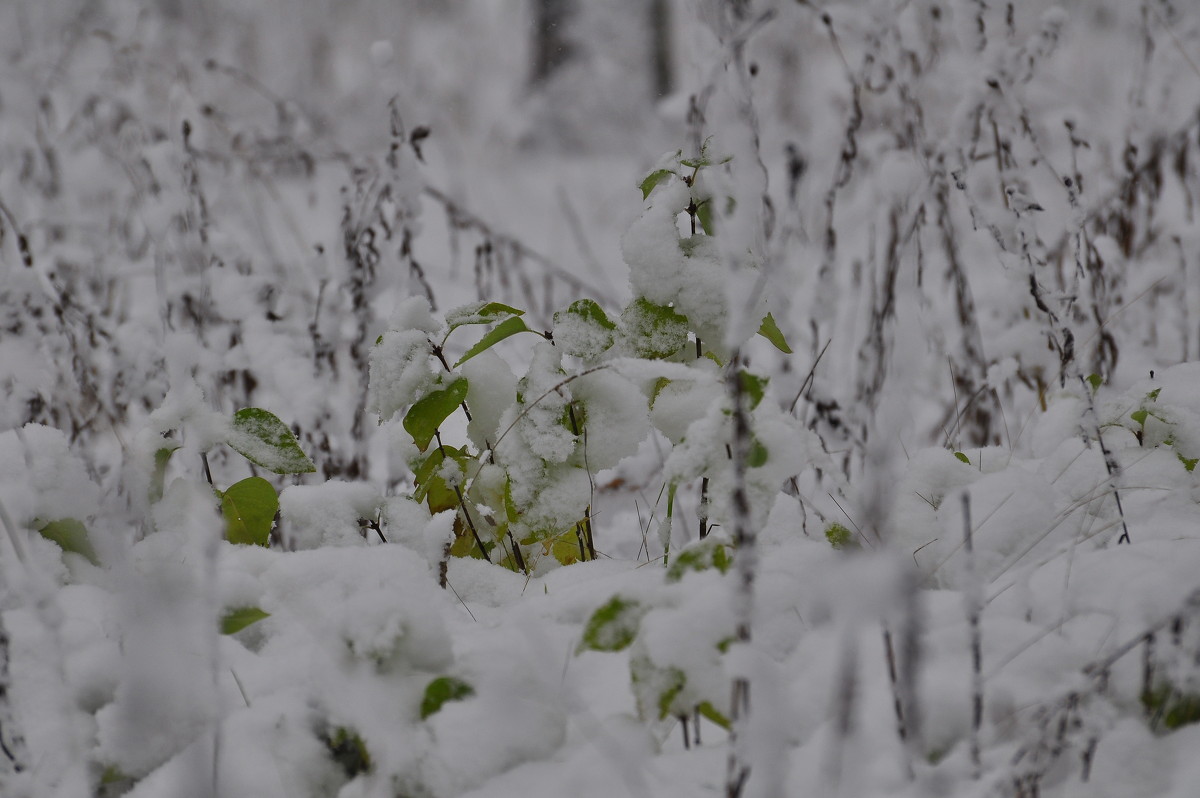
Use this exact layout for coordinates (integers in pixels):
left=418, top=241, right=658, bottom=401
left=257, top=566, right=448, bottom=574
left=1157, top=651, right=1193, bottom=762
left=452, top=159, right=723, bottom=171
left=3, top=1, right=1200, bottom=797
left=5, top=148, right=1200, bottom=795
left=4, top=364, right=1200, bottom=798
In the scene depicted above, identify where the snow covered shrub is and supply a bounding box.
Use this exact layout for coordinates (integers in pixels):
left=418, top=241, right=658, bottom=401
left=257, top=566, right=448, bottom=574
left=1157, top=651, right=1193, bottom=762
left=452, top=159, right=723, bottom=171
left=366, top=146, right=807, bottom=577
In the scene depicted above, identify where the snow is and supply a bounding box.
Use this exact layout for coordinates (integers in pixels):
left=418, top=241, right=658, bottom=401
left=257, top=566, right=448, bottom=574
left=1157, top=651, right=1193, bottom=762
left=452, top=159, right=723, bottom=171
left=279, top=481, right=382, bottom=550
left=3, top=1, right=1200, bottom=796
left=366, top=329, right=437, bottom=425
left=621, top=176, right=730, bottom=356
left=461, top=350, right=517, bottom=450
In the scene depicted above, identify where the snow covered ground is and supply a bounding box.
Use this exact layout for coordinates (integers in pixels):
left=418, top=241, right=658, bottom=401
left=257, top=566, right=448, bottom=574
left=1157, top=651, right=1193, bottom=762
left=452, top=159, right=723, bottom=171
left=2, top=1, right=1200, bottom=797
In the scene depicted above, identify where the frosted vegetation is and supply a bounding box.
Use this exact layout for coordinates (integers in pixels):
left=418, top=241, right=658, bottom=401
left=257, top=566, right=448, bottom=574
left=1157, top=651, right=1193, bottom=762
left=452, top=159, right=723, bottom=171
left=2, top=1, right=1200, bottom=797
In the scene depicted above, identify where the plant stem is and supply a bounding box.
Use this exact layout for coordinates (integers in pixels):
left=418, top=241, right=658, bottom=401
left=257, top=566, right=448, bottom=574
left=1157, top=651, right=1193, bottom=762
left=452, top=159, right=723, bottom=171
left=430, top=340, right=472, bottom=422
left=963, top=492, right=983, bottom=779
left=726, top=352, right=755, bottom=798
left=435, top=431, right=490, bottom=563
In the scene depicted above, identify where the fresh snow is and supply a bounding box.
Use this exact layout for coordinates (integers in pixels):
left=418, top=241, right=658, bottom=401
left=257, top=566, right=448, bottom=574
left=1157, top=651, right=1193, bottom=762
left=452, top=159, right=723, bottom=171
left=2, top=1, right=1200, bottom=797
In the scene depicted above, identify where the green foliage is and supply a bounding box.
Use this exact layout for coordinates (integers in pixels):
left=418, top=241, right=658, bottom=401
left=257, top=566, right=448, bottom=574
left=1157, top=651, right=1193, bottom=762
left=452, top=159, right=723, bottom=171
left=654, top=667, right=687, bottom=720
left=413, top=445, right=468, bottom=513
left=444, top=301, right=524, bottom=341
left=322, top=726, right=371, bottom=778
left=454, top=315, right=537, bottom=367
left=420, top=676, right=475, bottom=719
left=825, top=522, right=857, bottom=550
left=1086, top=373, right=1103, bottom=393
left=227, top=407, right=316, bottom=474
left=747, top=437, right=769, bottom=468
left=697, top=700, right=731, bottom=730
left=97, top=765, right=134, bottom=798
left=629, top=653, right=689, bottom=722
left=666, top=538, right=731, bottom=582
left=553, top=298, right=617, bottom=358
left=36, top=518, right=100, bottom=566
left=220, top=606, right=271, bottom=635
left=1130, top=388, right=1164, bottom=431
left=404, top=376, right=469, bottom=452
left=640, top=168, right=675, bottom=199
left=621, top=297, right=689, bottom=359
left=149, top=442, right=180, bottom=504
left=353, top=140, right=802, bottom=576
left=1142, top=684, right=1200, bottom=732
left=679, top=137, right=730, bottom=169
left=757, top=312, right=793, bottom=354
left=556, top=298, right=616, bottom=331
left=220, top=477, right=278, bottom=547
left=954, top=451, right=971, bottom=464
left=578, top=596, right=645, bottom=653
left=696, top=199, right=715, bottom=236
left=738, top=371, right=769, bottom=410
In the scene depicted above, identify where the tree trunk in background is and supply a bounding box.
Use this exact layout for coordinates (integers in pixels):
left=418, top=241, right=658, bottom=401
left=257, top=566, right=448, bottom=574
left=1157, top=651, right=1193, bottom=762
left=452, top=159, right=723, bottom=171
left=532, top=0, right=573, bottom=83
left=526, top=0, right=674, bottom=150
left=650, top=0, right=672, bottom=99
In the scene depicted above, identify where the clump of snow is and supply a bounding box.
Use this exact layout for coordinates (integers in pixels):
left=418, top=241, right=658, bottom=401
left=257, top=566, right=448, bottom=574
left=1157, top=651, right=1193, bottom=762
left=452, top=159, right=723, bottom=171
left=621, top=176, right=730, bottom=355
left=0, top=424, right=100, bottom=531
left=461, top=349, right=517, bottom=450
left=97, top=482, right=222, bottom=779
left=443, top=300, right=511, bottom=330
left=552, top=304, right=616, bottom=360
left=145, top=373, right=230, bottom=452
left=569, top=369, right=650, bottom=470
left=279, top=481, right=382, bottom=550
left=384, top=295, right=442, bottom=335
left=366, top=329, right=437, bottom=424
left=664, top=392, right=811, bottom=531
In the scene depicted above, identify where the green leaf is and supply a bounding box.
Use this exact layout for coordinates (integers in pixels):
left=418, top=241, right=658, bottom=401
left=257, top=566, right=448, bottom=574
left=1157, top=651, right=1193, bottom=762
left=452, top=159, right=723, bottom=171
left=640, top=168, right=674, bottom=199
left=954, top=451, right=971, bottom=464
left=679, top=138, right=732, bottom=170
left=696, top=200, right=715, bottom=236
left=1086, top=373, right=1103, bottom=392
left=656, top=668, right=687, bottom=720
left=697, top=700, right=731, bottom=730
left=412, top=446, right=466, bottom=514
left=1147, top=388, right=1162, bottom=402
left=444, top=301, right=525, bottom=339
left=412, top=447, right=446, bottom=502
left=37, top=519, right=100, bottom=566
left=1178, top=452, right=1198, bottom=473
left=220, top=606, right=270, bottom=635
left=666, top=538, right=732, bottom=582
left=227, top=408, right=316, bottom=474
left=825, top=522, right=857, bottom=550
left=620, top=298, right=690, bottom=360
left=578, top=596, right=645, bottom=653
left=149, top=442, right=180, bottom=504
left=649, top=377, right=672, bottom=409
left=99, top=766, right=134, bottom=793
left=1131, top=408, right=1149, bottom=427
left=420, top=676, right=475, bottom=719
left=738, top=371, right=769, bottom=410
left=747, top=438, right=769, bottom=468
left=553, top=298, right=618, bottom=358
left=503, top=477, right=519, bottom=524
left=1143, top=684, right=1200, bottom=731
left=454, top=316, right=537, bottom=367
left=323, top=726, right=371, bottom=778
left=757, top=313, right=793, bottom=354
left=404, top=377, right=469, bottom=452
left=555, top=298, right=617, bottom=330
left=221, top=477, right=278, bottom=547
